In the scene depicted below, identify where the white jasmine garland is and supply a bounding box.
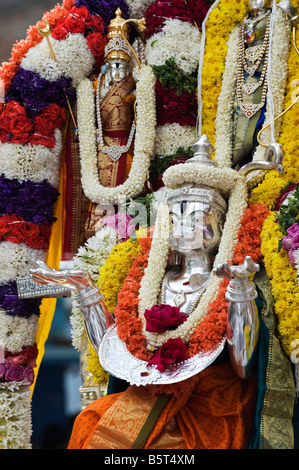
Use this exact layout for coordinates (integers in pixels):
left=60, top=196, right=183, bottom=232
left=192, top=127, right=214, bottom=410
left=154, top=124, right=198, bottom=156
left=21, top=33, right=95, bottom=86
left=144, top=19, right=201, bottom=75
left=0, top=129, right=62, bottom=188
left=70, top=227, right=118, bottom=351
left=0, top=243, right=46, bottom=284
left=77, top=64, right=156, bottom=204
left=0, top=311, right=39, bottom=354
left=163, top=163, right=238, bottom=193
left=73, top=227, right=117, bottom=282
left=138, top=176, right=248, bottom=348
left=214, top=8, right=291, bottom=185
left=126, top=0, right=156, bottom=18
left=0, top=381, right=32, bottom=449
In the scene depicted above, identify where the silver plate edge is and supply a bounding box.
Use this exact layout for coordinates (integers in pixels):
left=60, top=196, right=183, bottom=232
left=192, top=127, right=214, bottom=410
left=99, top=325, right=226, bottom=386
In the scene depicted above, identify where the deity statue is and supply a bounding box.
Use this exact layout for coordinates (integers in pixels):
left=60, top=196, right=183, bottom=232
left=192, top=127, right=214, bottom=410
left=84, top=9, right=145, bottom=238
left=31, top=134, right=281, bottom=448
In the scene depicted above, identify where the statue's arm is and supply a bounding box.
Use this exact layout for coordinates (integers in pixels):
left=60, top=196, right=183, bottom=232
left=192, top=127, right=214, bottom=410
left=213, top=256, right=260, bottom=379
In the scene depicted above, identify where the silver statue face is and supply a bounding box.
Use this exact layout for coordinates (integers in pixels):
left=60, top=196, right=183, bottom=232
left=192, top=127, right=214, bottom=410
left=108, top=58, right=129, bottom=83
left=169, top=201, right=222, bottom=253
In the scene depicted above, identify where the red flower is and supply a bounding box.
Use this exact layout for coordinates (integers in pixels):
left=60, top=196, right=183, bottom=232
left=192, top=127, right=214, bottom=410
left=10, top=114, right=33, bottom=135
left=86, top=32, right=106, bottom=69
left=29, top=132, right=56, bottom=148
left=147, top=338, right=188, bottom=372
left=91, top=14, right=105, bottom=34
left=51, top=24, right=68, bottom=40
left=33, top=115, right=57, bottom=135
left=64, top=9, right=87, bottom=34
left=41, top=103, right=67, bottom=129
left=4, top=100, right=26, bottom=118
left=155, top=80, right=197, bottom=127
left=144, top=304, right=187, bottom=333
left=9, top=133, right=30, bottom=144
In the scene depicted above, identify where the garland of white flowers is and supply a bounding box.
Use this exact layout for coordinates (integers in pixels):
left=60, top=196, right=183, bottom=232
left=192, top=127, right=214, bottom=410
left=0, top=11, right=96, bottom=448
left=138, top=165, right=248, bottom=348
left=77, top=64, right=156, bottom=204
left=214, top=7, right=291, bottom=183
left=154, top=123, right=198, bottom=156
left=0, top=129, right=62, bottom=188
left=0, top=381, right=32, bottom=449
left=70, top=226, right=118, bottom=352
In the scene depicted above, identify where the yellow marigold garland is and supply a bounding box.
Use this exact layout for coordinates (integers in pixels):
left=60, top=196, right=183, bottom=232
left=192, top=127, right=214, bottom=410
left=201, top=0, right=248, bottom=145
left=97, top=237, right=141, bottom=313
left=260, top=213, right=299, bottom=357
left=250, top=5, right=299, bottom=357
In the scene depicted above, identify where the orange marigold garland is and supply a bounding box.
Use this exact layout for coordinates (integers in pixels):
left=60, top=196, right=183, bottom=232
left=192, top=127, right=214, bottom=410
left=113, top=203, right=269, bottom=374
left=0, top=0, right=75, bottom=92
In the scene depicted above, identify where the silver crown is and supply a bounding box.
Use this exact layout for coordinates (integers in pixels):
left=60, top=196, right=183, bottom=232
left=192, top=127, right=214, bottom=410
left=166, top=135, right=227, bottom=220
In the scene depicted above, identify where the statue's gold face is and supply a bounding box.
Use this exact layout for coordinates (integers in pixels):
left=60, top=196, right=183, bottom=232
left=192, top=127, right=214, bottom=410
left=169, top=201, right=222, bottom=253
left=108, top=58, right=129, bottom=83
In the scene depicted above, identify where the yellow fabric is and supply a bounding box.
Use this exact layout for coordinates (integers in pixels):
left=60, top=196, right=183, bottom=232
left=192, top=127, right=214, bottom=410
left=30, top=158, right=65, bottom=396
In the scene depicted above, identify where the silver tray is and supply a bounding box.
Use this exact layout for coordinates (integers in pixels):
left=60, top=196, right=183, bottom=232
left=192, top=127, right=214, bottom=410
left=99, top=325, right=226, bottom=386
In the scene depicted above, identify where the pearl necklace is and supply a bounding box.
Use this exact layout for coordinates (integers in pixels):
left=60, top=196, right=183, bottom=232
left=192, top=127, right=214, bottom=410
left=95, top=72, right=136, bottom=162
left=237, top=13, right=271, bottom=119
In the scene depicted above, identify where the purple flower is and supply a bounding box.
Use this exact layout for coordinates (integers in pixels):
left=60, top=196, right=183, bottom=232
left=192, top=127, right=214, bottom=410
left=5, top=364, right=26, bottom=382
left=0, top=281, right=41, bottom=318
left=75, top=0, right=129, bottom=26
left=286, top=223, right=299, bottom=237
left=6, top=68, right=75, bottom=117
left=282, top=223, right=299, bottom=266
left=0, top=360, right=7, bottom=379
left=0, top=175, right=59, bottom=225
left=23, top=366, right=35, bottom=385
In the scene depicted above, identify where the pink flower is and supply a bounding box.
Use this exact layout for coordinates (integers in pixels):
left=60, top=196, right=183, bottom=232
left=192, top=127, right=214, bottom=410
left=144, top=304, right=187, bottom=333
left=104, top=212, right=135, bottom=241
left=147, top=338, right=188, bottom=372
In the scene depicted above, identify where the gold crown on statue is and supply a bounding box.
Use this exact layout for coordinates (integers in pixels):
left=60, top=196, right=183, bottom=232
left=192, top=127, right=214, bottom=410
left=104, top=8, right=132, bottom=62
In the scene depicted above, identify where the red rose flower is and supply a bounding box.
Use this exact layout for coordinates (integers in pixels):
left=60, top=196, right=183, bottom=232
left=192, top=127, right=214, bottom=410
left=144, top=304, right=187, bottom=333
left=0, top=112, right=11, bottom=132
left=41, top=103, right=67, bottom=129
left=0, top=129, right=10, bottom=143
left=71, top=6, right=92, bottom=24
left=10, top=115, right=33, bottom=135
left=51, top=24, right=68, bottom=40
left=33, top=115, right=57, bottom=135
left=86, top=32, right=106, bottom=69
left=91, top=14, right=105, bottom=34
left=64, top=9, right=86, bottom=34
left=9, top=133, right=30, bottom=144
left=29, top=132, right=56, bottom=148
left=147, top=338, right=188, bottom=372
left=5, top=100, right=26, bottom=118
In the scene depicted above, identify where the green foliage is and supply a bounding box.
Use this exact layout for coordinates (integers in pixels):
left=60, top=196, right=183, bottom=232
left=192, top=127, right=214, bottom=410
left=152, top=57, right=197, bottom=95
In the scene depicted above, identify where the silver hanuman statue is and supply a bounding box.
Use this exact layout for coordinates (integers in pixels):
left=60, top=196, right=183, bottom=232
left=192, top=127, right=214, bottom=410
left=29, top=134, right=279, bottom=383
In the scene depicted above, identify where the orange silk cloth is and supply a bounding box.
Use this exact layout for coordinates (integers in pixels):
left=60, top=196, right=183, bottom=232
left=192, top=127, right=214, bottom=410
left=97, top=73, right=136, bottom=189
left=68, top=363, right=256, bottom=450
